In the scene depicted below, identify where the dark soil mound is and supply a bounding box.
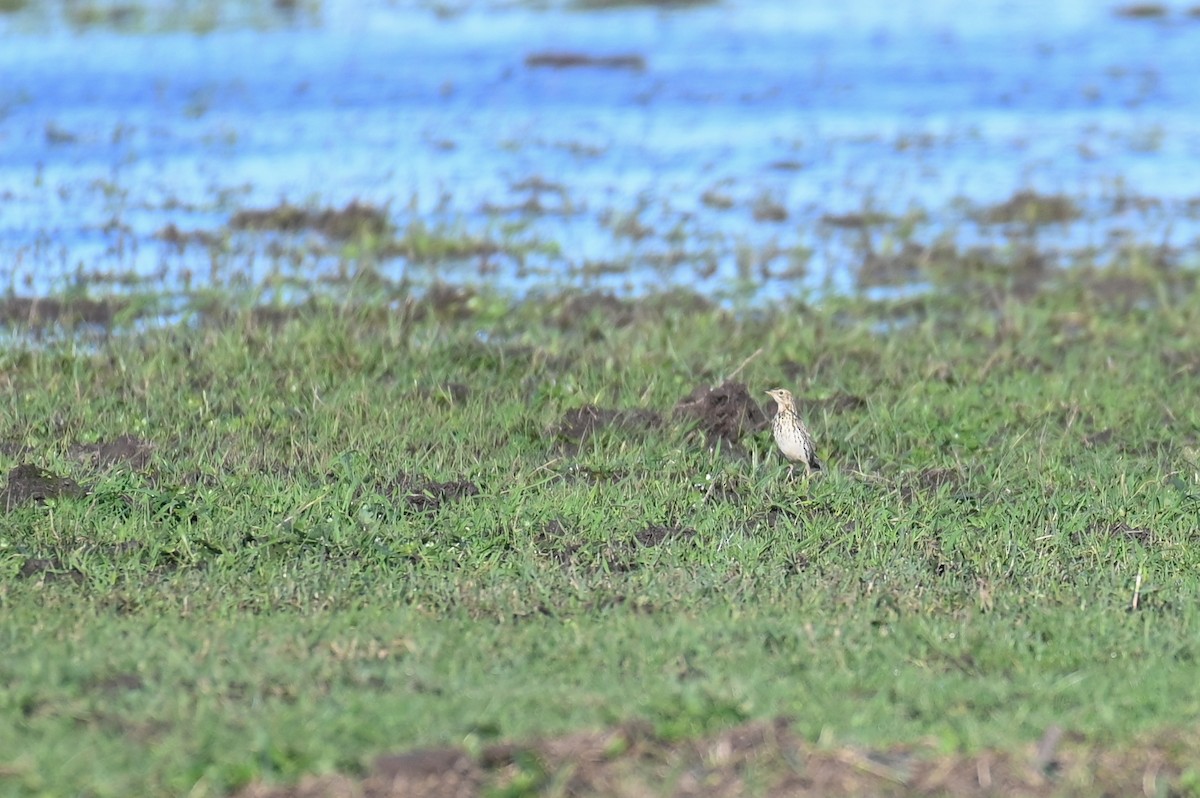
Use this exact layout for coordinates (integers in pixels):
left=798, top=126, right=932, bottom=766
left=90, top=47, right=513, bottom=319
left=674, top=380, right=767, bottom=446
left=1, top=464, right=85, bottom=511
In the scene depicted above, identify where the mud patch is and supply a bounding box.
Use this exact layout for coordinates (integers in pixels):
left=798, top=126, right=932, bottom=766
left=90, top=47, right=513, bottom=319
left=230, top=201, right=393, bottom=240
left=525, top=51, right=646, bottom=70
left=1, top=464, right=86, bottom=511
left=370, top=747, right=479, bottom=797
left=1100, top=520, right=1155, bottom=546
left=18, top=541, right=151, bottom=582
left=606, top=524, right=697, bottom=571
left=916, top=468, right=963, bottom=492
left=17, top=556, right=85, bottom=583
left=347, top=472, right=481, bottom=515
left=534, top=520, right=694, bottom=571
left=0, top=296, right=131, bottom=330
left=69, top=435, right=154, bottom=470
left=555, top=405, right=663, bottom=444
left=533, top=518, right=584, bottom=566
left=235, top=717, right=1188, bottom=798
left=674, top=380, right=767, bottom=447
left=635, top=524, right=695, bottom=546
left=402, top=478, right=480, bottom=513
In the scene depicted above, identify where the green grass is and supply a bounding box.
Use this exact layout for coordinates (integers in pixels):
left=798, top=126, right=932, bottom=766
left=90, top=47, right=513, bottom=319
left=2, top=272, right=1200, bottom=795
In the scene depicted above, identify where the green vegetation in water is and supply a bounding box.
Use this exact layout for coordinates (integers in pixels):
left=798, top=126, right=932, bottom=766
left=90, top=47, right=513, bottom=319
left=974, top=189, right=1082, bottom=226
left=3, top=0, right=323, bottom=33
left=1113, top=3, right=1169, bottom=19
left=2, top=268, right=1200, bottom=796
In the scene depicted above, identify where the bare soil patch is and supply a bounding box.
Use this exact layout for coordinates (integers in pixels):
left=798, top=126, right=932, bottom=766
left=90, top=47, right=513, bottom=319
left=674, top=380, right=768, bottom=448
left=17, top=556, right=85, bottom=583
left=533, top=520, right=694, bottom=571
left=390, top=475, right=480, bottom=513
left=555, top=405, right=664, bottom=445
left=1, top=464, right=85, bottom=511
left=69, top=435, right=155, bottom=470
left=634, top=523, right=695, bottom=547
left=235, top=717, right=1189, bottom=798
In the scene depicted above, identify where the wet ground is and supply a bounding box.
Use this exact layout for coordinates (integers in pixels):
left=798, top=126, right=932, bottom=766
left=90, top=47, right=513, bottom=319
left=233, top=717, right=1186, bottom=797
left=3, top=4, right=1198, bottom=792
left=2, top=0, right=1200, bottom=305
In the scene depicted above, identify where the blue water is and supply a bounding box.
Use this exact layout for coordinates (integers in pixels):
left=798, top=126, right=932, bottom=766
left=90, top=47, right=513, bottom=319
left=1, top=0, right=1198, bottom=302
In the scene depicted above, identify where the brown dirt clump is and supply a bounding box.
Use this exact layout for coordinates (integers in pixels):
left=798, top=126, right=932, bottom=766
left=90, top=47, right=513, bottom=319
left=674, top=380, right=767, bottom=447
left=1, top=464, right=86, bottom=511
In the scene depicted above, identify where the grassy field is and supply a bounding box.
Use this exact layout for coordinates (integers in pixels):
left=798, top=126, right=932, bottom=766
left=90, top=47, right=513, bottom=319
left=2, top=268, right=1200, bottom=796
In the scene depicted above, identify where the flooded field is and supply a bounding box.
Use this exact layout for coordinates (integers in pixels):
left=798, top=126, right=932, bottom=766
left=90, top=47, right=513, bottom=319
left=2, top=0, right=1199, bottom=305
left=7, top=5, right=1200, bottom=796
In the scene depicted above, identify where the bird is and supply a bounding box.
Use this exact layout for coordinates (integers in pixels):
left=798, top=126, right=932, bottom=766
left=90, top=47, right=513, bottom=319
left=764, top=387, right=822, bottom=478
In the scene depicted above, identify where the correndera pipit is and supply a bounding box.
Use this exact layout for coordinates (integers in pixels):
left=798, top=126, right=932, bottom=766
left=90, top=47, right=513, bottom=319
left=764, top=387, right=822, bottom=478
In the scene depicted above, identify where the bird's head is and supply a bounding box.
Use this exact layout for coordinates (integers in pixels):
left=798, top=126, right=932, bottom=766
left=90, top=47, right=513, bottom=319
left=765, top=387, right=793, bottom=408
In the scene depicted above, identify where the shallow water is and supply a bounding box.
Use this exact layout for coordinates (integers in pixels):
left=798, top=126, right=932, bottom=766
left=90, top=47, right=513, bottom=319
left=2, top=0, right=1198, bottom=303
